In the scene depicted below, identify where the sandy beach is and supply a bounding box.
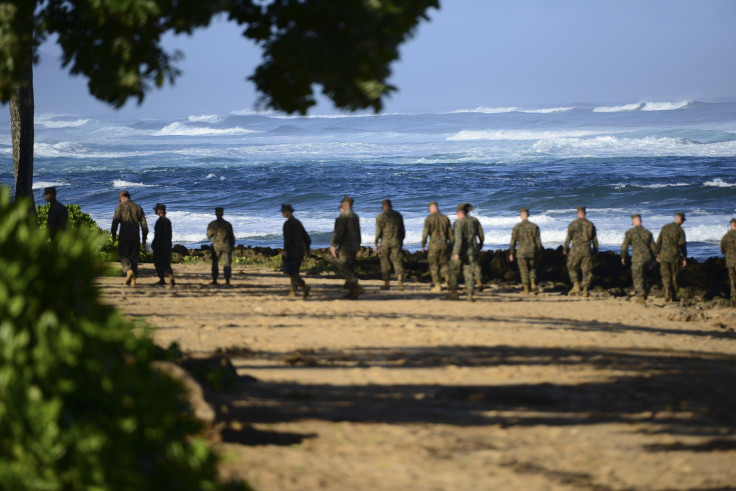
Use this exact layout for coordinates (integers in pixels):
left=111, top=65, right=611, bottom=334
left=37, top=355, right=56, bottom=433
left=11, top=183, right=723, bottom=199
left=99, top=263, right=736, bottom=491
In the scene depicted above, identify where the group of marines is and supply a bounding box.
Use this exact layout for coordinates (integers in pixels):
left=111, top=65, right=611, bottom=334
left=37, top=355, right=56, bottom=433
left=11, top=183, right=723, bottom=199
left=41, top=187, right=736, bottom=303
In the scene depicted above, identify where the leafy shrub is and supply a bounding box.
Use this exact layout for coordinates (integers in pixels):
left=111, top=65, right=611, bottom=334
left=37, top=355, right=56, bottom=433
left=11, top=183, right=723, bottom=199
left=0, top=188, right=245, bottom=490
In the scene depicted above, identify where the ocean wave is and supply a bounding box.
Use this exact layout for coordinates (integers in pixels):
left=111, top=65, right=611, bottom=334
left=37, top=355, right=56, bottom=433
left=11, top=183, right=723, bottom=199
left=447, top=129, right=596, bottom=141
left=529, top=135, right=736, bottom=158
left=522, top=107, right=575, bottom=114
left=155, top=122, right=258, bottom=137
left=32, top=181, right=70, bottom=190
left=614, top=182, right=691, bottom=190
left=703, top=178, right=736, bottom=188
left=36, top=118, right=90, bottom=129
left=112, top=180, right=156, bottom=188
left=593, top=103, right=643, bottom=113
left=34, top=141, right=162, bottom=159
left=640, top=101, right=691, bottom=111
left=451, top=106, right=519, bottom=114
left=187, top=114, right=223, bottom=124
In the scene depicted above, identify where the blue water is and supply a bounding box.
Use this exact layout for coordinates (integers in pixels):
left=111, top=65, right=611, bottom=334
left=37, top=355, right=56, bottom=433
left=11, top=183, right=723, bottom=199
left=1, top=100, right=735, bottom=259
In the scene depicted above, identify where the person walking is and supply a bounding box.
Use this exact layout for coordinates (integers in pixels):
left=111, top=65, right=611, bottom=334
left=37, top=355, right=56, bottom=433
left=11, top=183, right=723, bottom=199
left=282, top=204, right=312, bottom=299
left=421, top=201, right=453, bottom=292
left=375, top=199, right=406, bottom=291
left=152, top=203, right=175, bottom=287
left=620, top=214, right=656, bottom=303
left=207, top=207, right=235, bottom=286
left=331, top=196, right=364, bottom=299
left=509, top=208, right=543, bottom=295
left=656, top=212, right=687, bottom=302
left=563, top=206, right=598, bottom=297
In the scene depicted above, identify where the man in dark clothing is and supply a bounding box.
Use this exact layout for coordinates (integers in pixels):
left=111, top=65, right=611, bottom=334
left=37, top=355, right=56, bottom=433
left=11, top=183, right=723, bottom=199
left=282, top=204, right=312, bottom=298
left=44, top=186, right=68, bottom=240
left=111, top=190, right=148, bottom=286
left=152, top=203, right=175, bottom=287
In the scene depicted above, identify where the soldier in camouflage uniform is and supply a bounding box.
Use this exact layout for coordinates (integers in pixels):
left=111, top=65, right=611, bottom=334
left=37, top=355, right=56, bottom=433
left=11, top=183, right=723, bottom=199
left=563, top=206, right=598, bottom=297
left=467, top=206, right=485, bottom=291
left=375, top=199, right=406, bottom=291
left=43, top=186, right=68, bottom=240
left=449, top=203, right=483, bottom=302
left=720, top=218, right=736, bottom=302
left=152, top=203, right=175, bottom=287
left=421, top=201, right=453, bottom=292
left=207, top=207, right=235, bottom=286
left=620, top=214, right=656, bottom=303
left=282, top=204, right=312, bottom=299
left=509, top=208, right=543, bottom=295
left=331, top=196, right=364, bottom=299
left=656, top=212, right=687, bottom=302
left=111, top=190, right=148, bottom=286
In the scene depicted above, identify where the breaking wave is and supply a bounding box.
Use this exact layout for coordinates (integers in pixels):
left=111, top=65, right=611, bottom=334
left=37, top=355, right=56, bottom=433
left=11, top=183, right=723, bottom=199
left=593, top=103, right=643, bottom=113
left=155, top=122, right=258, bottom=137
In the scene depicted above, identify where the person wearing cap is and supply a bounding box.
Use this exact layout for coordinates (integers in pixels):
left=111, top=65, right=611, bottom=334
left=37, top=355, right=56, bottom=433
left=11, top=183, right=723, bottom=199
left=720, top=218, right=736, bottom=302
left=656, top=212, right=687, bottom=302
left=509, top=208, right=543, bottom=295
left=282, top=204, right=312, bottom=299
left=331, top=196, right=364, bottom=299
left=620, top=214, right=657, bottom=303
left=207, top=207, right=235, bottom=286
left=375, top=199, right=406, bottom=291
left=449, top=203, right=483, bottom=302
left=43, top=186, right=68, bottom=240
left=151, top=203, right=175, bottom=287
left=111, top=190, right=148, bottom=286
left=563, top=206, right=598, bottom=297
left=421, top=201, right=454, bottom=292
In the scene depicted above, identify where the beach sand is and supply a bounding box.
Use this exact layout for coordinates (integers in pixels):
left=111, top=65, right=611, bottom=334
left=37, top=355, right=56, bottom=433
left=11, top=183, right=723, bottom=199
left=99, top=263, right=736, bottom=491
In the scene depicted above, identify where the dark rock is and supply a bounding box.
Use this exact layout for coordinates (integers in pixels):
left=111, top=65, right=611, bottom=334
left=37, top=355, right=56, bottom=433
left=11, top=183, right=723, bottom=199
left=172, top=244, right=189, bottom=256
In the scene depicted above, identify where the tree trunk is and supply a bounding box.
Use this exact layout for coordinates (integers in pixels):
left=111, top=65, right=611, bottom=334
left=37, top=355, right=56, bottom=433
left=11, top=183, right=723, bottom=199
left=10, top=59, right=34, bottom=207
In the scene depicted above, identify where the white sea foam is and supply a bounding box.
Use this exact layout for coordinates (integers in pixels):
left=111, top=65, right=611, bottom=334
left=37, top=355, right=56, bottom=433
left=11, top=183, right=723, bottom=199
left=112, top=180, right=156, bottom=188
left=641, top=101, right=691, bottom=111
left=593, top=103, right=643, bottom=113
left=155, top=122, right=258, bottom=137
left=704, top=178, right=736, bottom=188
left=614, top=182, right=691, bottom=190
left=32, top=181, right=70, bottom=190
left=529, top=135, right=736, bottom=158
left=447, top=129, right=596, bottom=141
left=206, top=173, right=217, bottom=179
left=187, top=114, right=223, bottom=124
left=36, top=118, right=90, bottom=129
left=522, top=107, right=575, bottom=114
left=451, top=106, right=519, bottom=114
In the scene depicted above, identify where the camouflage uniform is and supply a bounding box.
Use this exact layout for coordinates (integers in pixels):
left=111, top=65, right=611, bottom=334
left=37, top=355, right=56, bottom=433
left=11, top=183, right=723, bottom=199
left=564, top=216, right=598, bottom=289
left=207, top=216, right=235, bottom=281
left=450, top=212, right=483, bottom=298
left=510, top=219, right=543, bottom=288
left=47, top=199, right=68, bottom=240
left=332, top=207, right=362, bottom=290
left=283, top=215, right=311, bottom=292
left=469, top=215, right=485, bottom=285
left=621, top=223, right=656, bottom=298
left=152, top=215, right=174, bottom=282
left=375, top=208, right=405, bottom=280
left=720, top=227, right=736, bottom=300
left=111, top=200, right=148, bottom=275
left=422, top=210, right=453, bottom=286
left=656, top=222, right=686, bottom=299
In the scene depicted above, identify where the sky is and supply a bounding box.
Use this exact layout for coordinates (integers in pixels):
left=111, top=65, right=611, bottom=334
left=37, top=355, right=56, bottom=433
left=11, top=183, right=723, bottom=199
left=27, top=0, right=736, bottom=118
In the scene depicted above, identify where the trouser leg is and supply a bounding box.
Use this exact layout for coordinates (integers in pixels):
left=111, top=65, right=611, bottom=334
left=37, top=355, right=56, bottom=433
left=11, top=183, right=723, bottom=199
left=390, top=245, right=404, bottom=277
left=222, top=250, right=232, bottom=279
left=338, top=249, right=359, bottom=286
left=153, top=251, right=165, bottom=280
left=464, top=259, right=477, bottom=296
left=518, top=257, right=531, bottom=285
left=580, top=256, right=593, bottom=289
left=449, top=258, right=460, bottom=291
left=428, top=249, right=440, bottom=285
left=379, top=248, right=391, bottom=280
left=632, top=261, right=646, bottom=297
left=211, top=250, right=220, bottom=280
left=567, top=255, right=581, bottom=284
left=729, top=267, right=736, bottom=299
left=290, top=256, right=305, bottom=287
left=660, top=261, right=673, bottom=291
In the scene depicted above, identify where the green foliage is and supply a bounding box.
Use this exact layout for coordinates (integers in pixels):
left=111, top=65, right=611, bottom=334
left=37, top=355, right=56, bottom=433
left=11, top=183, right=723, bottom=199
left=2, top=0, right=438, bottom=112
left=0, top=188, right=245, bottom=490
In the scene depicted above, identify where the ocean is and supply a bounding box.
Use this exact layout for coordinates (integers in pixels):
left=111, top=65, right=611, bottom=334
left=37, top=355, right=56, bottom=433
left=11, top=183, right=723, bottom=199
left=1, top=100, right=735, bottom=259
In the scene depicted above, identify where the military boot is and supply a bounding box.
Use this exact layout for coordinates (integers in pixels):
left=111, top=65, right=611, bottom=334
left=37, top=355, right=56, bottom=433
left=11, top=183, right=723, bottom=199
left=397, top=275, right=405, bottom=291
left=155, top=278, right=166, bottom=286
left=168, top=275, right=175, bottom=287
left=467, top=291, right=474, bottom=302
left=522, top=284, right=530, bottom=295
left=210, top=278, right=218, bottom=286
left=302, top=284, right=311, bottom=299
left=583, top=287, right=589, bottom=298
left=125, top=269, right=135, bottom=286
left=431, top=282, right=442, bottom=293
left=380, top=276, right=390, bottom=290
left=129, top=274, right=136, bottom=287
left=476, top=279, right=483, bottom=292
left=447, top=291, right=459, bottom=301
left=568, top=281, right=581, bottom=296
left=530, top=279, right=539, bottom=295
left=225, top=278, right=231, bottom=287
left=346, top=283, right=365, bottom=300
left=288, top=285, right=297, bottom=298
left=664, top=287, right=672, bottom=303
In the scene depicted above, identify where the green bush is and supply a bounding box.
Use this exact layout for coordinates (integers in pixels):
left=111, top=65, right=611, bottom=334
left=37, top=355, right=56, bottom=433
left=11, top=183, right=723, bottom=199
left=0, top=188, right=245, bottom=490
